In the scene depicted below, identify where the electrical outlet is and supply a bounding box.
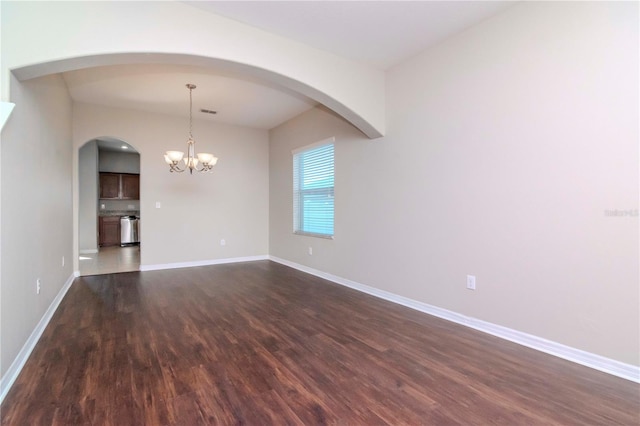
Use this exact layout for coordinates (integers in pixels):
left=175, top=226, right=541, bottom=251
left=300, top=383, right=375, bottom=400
left=36, top=279, right=41, bottom=294
left=308, top=247, right=313, bottom=255
left=220, top=239, right=226, bottom=246
left=467, top=275, right=476, bottom=290
left=155, top=202, right=161, bottom=209
left=62, top=256, right=65, bottom=267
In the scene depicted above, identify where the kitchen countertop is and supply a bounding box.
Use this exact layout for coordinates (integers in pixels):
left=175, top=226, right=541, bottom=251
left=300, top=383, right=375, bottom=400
left=99, top=210, right=140, bottom=217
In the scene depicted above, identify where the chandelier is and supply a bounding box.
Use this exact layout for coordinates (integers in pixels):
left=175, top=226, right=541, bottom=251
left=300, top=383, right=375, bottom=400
left=164, top=84, right=218, bottom=174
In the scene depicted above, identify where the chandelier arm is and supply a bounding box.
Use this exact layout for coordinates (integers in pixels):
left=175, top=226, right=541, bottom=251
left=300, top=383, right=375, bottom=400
left=170, top=162, right=185, bottom=172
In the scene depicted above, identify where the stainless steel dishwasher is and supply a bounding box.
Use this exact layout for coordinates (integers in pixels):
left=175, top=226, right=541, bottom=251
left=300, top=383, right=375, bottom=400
left=120, top=215, right=139, bottom=246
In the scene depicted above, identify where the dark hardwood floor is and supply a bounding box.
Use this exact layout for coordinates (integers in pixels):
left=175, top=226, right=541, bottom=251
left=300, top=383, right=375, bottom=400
left=1, top=260, right=638, bottom=425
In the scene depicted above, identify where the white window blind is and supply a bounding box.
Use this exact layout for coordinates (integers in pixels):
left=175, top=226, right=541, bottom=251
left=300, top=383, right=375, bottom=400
left=293, top=139, right=334, bottom=238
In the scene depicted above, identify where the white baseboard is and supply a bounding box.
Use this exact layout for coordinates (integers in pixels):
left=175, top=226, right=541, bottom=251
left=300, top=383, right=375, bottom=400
left=0, top=272, right=76, bottom=404
left=140, top=255, right=269, bottom=272
left=268, top=256, right=640, bottom=383
left=79, top=249, right=98, bottom=254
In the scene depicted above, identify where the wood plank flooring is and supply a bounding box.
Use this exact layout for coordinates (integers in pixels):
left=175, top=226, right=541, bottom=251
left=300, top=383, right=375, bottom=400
left=1, top=260, right=638, bottom=425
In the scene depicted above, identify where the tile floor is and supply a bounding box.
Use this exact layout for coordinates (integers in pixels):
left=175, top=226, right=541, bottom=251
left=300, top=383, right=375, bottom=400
left=78, top=245, right=140, bottom=276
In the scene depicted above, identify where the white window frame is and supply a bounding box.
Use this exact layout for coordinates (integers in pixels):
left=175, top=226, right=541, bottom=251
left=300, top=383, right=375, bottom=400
left=292, top=137, right=335, bottom=239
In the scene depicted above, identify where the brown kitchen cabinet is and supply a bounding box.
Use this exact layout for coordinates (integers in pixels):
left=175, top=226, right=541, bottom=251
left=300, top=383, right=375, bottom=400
left=121, top=174, right=140, bottom=199
left=99, top=216, right=121, bottom=247
left=99, top=173, right=139, bottom=200
left=99, top=173, right=120, bottom=199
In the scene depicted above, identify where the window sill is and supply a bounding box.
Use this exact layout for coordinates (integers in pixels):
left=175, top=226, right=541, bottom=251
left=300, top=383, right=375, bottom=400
left=294, top=231, right=334, bottom=240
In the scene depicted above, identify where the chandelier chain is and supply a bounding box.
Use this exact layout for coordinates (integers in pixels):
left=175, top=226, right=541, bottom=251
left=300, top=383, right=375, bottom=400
left=189, top=85, right=193, bottom=140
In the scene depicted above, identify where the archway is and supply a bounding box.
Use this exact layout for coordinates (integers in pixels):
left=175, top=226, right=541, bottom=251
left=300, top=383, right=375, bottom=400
left=9, top=52, right=384, bottom=140
left=78, top=137, right=141, bottom=276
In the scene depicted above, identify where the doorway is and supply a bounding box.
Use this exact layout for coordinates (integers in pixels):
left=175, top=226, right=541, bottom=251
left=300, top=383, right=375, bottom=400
left=78, top=138, right=141, bottom=276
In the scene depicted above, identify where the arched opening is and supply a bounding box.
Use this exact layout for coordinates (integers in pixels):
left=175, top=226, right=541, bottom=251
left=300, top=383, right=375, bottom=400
left=10, top=52, right=384, bottom=139
left=78, top=137, right=141, bottom=276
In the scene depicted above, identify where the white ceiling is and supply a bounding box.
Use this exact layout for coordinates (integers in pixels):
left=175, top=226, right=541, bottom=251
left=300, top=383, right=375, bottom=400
left=95, top=137, right=137, bottom=153
left=63, top=1, right=515, bottom=130
left=63, top=64, right=317, bottom=130
left=184, top=1, right=516, bottom=70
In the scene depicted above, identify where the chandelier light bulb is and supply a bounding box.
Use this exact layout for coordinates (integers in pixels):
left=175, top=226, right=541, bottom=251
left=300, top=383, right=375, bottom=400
left=166, top=151, right=184, bottom=163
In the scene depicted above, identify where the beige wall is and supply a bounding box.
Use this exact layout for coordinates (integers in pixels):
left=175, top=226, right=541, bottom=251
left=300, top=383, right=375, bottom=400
left=1, top=74, right=74, bottom=376
left=78, top=140, right=98, bottom=252
left=98, top=150, right=140, bottom=174
left=270, top=2, right=639, bottom=365
left=73, top=103, right=269, bottom=268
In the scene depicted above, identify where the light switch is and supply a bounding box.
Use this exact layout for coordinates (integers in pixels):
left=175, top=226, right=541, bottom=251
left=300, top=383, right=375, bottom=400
left=467, top=275, right=476, bottom=290
left=155, top=202, right=161, bottom=209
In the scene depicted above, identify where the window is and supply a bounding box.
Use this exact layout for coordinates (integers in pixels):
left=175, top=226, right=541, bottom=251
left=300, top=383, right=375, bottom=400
left=293, top=138, right=335, bottom=238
